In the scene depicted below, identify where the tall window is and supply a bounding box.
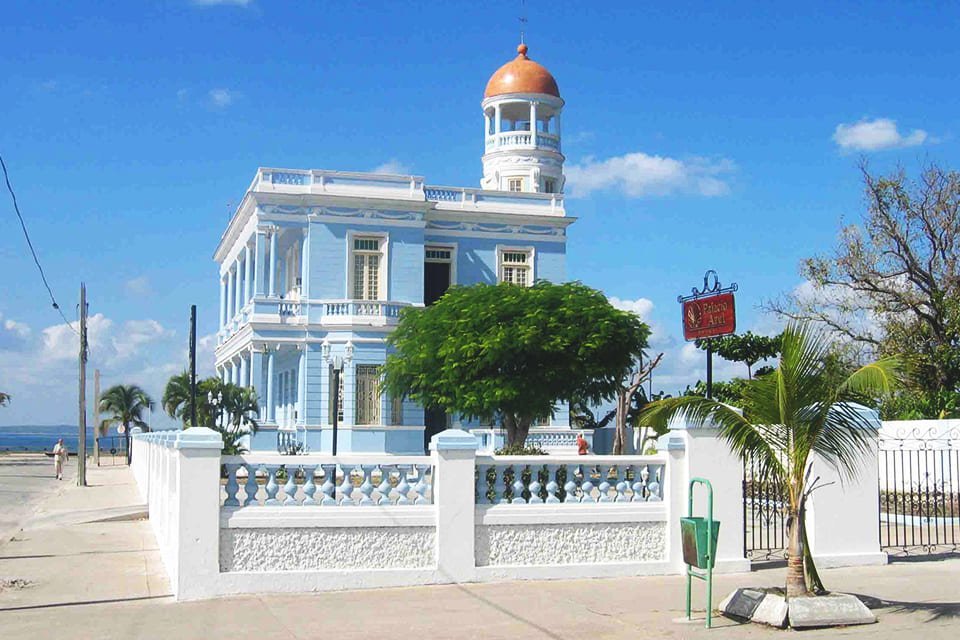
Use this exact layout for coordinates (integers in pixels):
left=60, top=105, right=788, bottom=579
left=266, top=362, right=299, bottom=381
left=352, top=237, right=382, bottom=300
left=543, top=178, right=556, bottom=194
left=391, top=395, right=404, bottom=426
left=507, top=177, right=523, bottom=192
left=499, top=249, right=532, bottom=286
left=355, top=365, right=381, bottom=425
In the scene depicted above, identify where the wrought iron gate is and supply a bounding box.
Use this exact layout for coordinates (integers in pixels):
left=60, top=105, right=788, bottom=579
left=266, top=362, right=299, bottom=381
left=879, top=426, right=959, bottom=556
left=742, top=455, right=788, bottom=561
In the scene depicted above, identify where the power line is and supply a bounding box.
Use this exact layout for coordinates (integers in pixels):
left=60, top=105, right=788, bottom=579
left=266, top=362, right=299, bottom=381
left=0, top=153, right=78, bottom=334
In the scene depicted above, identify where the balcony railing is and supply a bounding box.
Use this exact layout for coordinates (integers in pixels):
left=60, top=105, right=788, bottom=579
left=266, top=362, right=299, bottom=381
left=484, top=131, right=560, bottom=152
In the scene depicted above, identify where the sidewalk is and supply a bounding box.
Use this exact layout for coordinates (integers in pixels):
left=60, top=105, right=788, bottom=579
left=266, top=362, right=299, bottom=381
left=1, top=460, right=957, bottom=639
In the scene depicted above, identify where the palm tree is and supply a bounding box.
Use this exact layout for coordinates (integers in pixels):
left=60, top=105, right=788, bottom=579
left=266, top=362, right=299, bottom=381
left=162, top=372, right=193, bottom=426
left=99, top=384, right=154, bottom=464
left=0, top=392, right=10, bottom=407
left=199, top=378, right=259, bottom=455
left=638, top=323, right=901, bottom=599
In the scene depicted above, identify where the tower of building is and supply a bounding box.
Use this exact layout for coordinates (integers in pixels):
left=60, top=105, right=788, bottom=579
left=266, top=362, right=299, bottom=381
left=481, top=43, right=564, bottom=194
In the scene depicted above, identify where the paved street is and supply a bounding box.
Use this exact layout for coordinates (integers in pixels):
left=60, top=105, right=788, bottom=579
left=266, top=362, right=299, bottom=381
left=0, top=453, right=74, bottom=545
left=0, top=457, right=958, bottom=639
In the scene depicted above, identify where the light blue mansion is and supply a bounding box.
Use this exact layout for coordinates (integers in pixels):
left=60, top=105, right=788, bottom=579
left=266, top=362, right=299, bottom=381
left=214, top=44, right=577, bottom=454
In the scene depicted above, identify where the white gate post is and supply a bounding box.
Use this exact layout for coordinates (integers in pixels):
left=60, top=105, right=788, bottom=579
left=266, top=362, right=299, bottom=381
left=173, top=427, right=224, bottom=600
left=806, top=404, right=887, bottom=568
left=665, top=415, right=751, bottom=574
left=430, top=429, right=478, bottom=583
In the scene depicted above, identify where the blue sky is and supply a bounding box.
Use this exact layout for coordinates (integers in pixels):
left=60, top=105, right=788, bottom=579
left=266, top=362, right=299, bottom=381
left=2, top=0, right=959, bottom=427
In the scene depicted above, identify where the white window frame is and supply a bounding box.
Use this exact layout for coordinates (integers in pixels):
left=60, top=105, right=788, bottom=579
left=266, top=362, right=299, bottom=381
left=496, top=245, right=535, bottom=287
left=424, top=242, right=458, bottom=286
left=346, top=231, right=388, bottom=301
left=543, top=177, right=556, bottom=194
left=507, top=177, right=524, bottom=192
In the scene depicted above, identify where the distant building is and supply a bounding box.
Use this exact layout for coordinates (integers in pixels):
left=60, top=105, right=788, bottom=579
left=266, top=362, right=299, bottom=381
left=214, top=44, right=575, bottom=453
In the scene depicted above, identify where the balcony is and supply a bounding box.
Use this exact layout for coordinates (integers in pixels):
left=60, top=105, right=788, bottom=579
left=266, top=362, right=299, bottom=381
left=484, top=131, right=560, bottom=153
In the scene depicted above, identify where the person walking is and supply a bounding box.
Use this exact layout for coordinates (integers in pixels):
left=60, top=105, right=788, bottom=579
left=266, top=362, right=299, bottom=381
left=52, top=438, right=67, bottom=480
left=576, top=432, right=589, bottom=455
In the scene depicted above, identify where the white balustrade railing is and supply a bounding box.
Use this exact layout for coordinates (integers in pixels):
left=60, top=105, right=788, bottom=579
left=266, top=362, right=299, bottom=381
left=221, top=454, right=433, bottom=507
left=322, top=300, right=408, bottom=319
left=278, top=301, right=301, bottom=318
left=475, top=455, right=665, bottom=505
left=484, top=132, right=560, bottom=151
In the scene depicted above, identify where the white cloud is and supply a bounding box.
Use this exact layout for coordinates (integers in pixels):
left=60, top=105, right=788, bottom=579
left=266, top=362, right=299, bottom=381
left=113, top=320, right=171, bottom=361
left=124, top=276, right=152, bottom=297
left=208, top=88, right=235, bottom=108
left=192, top=0, right=252, bottom=6
left=565, top=152, right=735, bottom=198
left=832, top=118, right=929, bottom=152
left=371, top=159, right=411, bottom=175
left=608, top=296, right=654, bottom=320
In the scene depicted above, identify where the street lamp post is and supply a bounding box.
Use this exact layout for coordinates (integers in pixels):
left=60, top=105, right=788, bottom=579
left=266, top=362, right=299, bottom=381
left=331, top=355, right=343, bottom=456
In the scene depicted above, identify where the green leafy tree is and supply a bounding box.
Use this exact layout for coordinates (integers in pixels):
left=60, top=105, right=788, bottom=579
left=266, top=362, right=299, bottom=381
left=383, top=282, right=650, bottom=446
left=770, top=162, right=960, bottom=418
left=695, top=331, right=782, bottom=379
left=639, top=323, right=901, bottom=599
left=99, top=384, right=154, bottom=464
left=0, top=392, right=10, bottom=407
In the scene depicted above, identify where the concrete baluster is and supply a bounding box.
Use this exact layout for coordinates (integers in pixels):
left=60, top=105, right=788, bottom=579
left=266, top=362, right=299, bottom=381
left=264, top=465, right=280, bottom=505
left=545, top=464, right=560, bottom=504
left=564, top=464, right=579, bottom=503
left=301, top=465, right=318, bottom=505
left=223, top=463, right=241, bottom=506
left=320, top=464, right=337, bottom=506
left=282, top=465, right=298, bottom=505
left=376, top=465, right=393, bottom=505
left=528, top=465, right=543, bottom=504
left=413, top=464, right=430, bottom=504
left=494, top=465, right=509, bottom=504
left=244, top=463, right=259, bottom=506
left=339, top=465, right=356, bottom=505
left=359, top=465, right=376, bottom=506
left=395, top=465, right=411, bottom=505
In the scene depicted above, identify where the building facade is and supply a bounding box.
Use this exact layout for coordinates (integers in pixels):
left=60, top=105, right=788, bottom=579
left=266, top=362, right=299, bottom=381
left=213, top=44, right=575, bottom=453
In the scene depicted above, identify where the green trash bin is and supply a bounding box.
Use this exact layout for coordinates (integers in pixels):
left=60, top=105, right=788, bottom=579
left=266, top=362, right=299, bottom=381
left=680, top=516, right=720, bottom=569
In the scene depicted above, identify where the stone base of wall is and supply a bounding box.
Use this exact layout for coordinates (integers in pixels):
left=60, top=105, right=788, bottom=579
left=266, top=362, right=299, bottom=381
left=220, top=527, right=435, bottom=572
left=476, top=522, right=666, bottom=567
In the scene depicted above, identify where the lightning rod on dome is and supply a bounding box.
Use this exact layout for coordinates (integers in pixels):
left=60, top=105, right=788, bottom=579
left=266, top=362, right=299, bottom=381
left=519, top=0, right=527, bottom=44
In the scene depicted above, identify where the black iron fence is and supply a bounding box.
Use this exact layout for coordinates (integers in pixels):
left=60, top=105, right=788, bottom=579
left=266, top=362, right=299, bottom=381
left=879, top=430, right=959, bottom=556
left=742, top=455, right=788, bottom=561
left=97, top=435, right=128, bottom=466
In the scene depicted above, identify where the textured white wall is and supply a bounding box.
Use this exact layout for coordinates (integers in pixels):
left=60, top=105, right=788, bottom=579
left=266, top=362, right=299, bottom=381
left=476, top=522, right=666, bottom=567
left=220, top=527, right=434, bottom=572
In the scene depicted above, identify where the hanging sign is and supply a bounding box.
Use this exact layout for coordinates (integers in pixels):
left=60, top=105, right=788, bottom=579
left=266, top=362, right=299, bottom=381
left=678, top=270, right=738, bottom=342
left=682, top=292, right=736, bottom=341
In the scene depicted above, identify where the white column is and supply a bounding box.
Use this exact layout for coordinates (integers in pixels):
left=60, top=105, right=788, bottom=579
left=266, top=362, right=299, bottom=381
left=555, top=109, right=562, bottom=140
left=664, top=418, right=751, bottom=574
left=430, top=429, right=479, bottom=582
left=218, top=276, right=226, bottom=328
left=529, top=101, right=537, bottom=143
left=266, top=350, right=275, bottom=422
left=494, top=103, right=502, bottom=135
left=298, top=349, right=306, bottom=425
left=300, top=229, right=309, bottom=300
left=238, top=257, right=245, bottom=314
left=170, top=427, right=223, bottom=600
left=484, top=112, right=490, bottom=138
left=239, top=356, right=248, bottom=389
left=244, top=244, right=253, bottom=305
left=268, top=230, right=277, bottom=297
left=227, top=268, right=236, bottom=321
left=254, top=230, right=266, bottom=296
left=807, top=411, right=886, bottom=568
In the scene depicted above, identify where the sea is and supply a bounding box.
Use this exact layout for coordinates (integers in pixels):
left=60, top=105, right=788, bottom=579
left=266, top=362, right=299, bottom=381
left=0, top=425, right=126, bottom=453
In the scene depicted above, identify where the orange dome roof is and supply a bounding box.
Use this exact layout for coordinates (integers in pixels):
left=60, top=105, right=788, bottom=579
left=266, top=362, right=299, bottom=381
left=484, top=44, right=560, bottom=99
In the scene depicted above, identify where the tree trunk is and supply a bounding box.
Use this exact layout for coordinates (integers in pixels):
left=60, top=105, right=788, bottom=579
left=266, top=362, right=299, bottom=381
left=503, top=413, right=532, bottom=447
left=799, top=502, right=826, bottom=594
left=613, top=390, right=627, bottom=455
left=124, top=421, right=131, bottom=466
left=785, top=510, right=809, bottom=598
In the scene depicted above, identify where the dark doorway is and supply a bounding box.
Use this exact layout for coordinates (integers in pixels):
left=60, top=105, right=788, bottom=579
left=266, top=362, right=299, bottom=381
left=424, top=406, right=447, bottom=452
left=424, top=261, right=451, bottom=306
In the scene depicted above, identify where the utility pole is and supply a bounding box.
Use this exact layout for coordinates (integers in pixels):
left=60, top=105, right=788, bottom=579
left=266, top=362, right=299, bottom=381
left=93, top=369, right=100, bottom=467
left=189, top=305, right=197, bottom=428
left=77, top=283, right=88, bottom=487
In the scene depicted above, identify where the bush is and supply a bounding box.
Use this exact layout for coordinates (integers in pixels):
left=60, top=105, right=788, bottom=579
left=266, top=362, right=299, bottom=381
left=494, top=442, right=547, bottom=456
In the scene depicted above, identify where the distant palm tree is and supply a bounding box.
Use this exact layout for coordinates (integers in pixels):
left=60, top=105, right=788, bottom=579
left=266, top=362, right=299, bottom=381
left=99, top=384, right=154, bottom=464
left=0, top=392, right=10, bottom=407
left=638, top=323, right=901, bottom=599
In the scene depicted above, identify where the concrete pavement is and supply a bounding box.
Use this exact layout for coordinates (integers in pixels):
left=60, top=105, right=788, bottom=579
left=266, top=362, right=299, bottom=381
left=0, top=456, right=958, bottom=639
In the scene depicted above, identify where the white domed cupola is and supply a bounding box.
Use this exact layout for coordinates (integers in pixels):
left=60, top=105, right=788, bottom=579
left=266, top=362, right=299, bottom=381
left=481, top=43, right=564, bottom=194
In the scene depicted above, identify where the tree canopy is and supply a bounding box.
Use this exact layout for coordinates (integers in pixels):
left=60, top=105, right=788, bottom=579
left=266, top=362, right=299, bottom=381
left=770, top=163, right=960, bottom=418
left=695, top=331, right=782, bottom=379
left=382, top=281, right=650, bottom=446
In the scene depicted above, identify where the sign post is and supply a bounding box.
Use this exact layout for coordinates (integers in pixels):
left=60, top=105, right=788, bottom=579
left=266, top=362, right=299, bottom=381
left=678, top=270, right=738, bottom=399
